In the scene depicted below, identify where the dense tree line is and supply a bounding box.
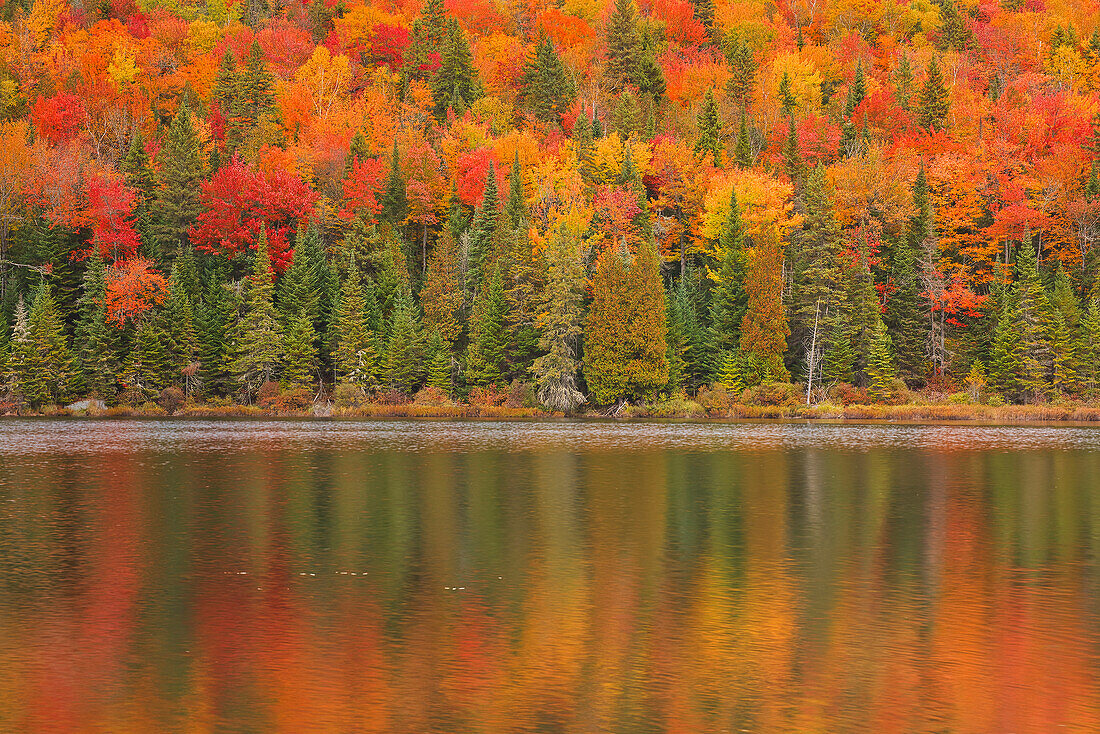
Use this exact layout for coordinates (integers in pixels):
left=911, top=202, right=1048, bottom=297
left=2, top=0, right=1100, bottom=410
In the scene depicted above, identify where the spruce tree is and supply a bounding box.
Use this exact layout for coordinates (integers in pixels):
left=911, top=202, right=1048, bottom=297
left=840, top=61, right=866, bottom=156
left=465, top=263, right=509, bottom=387
left=163, top=262, right=198, bottom=386
left=694, top=88, right=722, bottom=166
left=74, top=254, right=114, bottom=398
left=606, top=0, right=641, bottom=92
left=708, top=187, right=748, bottom=367
left=987, top=291, right=1024, bottom=400
left=919, top=55, right=950, bottom=132
left=420, top=228, right=463, bottom=349
left=1015, top=242, right=1056, bottom=401
left=430, top=19, right=483, bottom=119
left=281, top=312, right=317, bottom=390
left=384, top=285, right=424, bottom=393
left=465, top=163, right=499, bottom=298
left=888, top=165, right=931, bottom=380
left=333, top=269, right=378, bottom=390
left=5, top=296, right=33, bottom=404
left=404, top=0, right=449, bottom=84
left=122, top=313, right=168, bottom=397
left=783, top=114, right=801, bottom=183
left=822, top=318, right=855, bottom=385
left=381, top=141, right=408, bottom=227
left=1081, top=301, right=1100, bottom=395
left=196, top=278, right=237, bottom=398
left=518, top=38, right=576, bottom=125
left=739, top=222, right=790, bottom=383
left=583, top=239, right=668, bottom=404
left=153, top=103, right=204, bottom=256
left=425, top=330, right=454, bottom=395
left=230, top=228, right=284, bottom=398
left=734, top=107, right=752, bottom=167
left=778, top=71, right=796, bottom=117
left=120, top=131, right=158, bottom=250
left=233, top=40, right=277, bottom=145
left=894, top=53, right=914, bottom=111
left=866, top=317, right=897, bottom=401
left=725, top=35, right=757, bottom=109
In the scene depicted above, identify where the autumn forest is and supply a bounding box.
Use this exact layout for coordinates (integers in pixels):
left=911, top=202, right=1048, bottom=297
left=0, top=0, right=1098, bottom=414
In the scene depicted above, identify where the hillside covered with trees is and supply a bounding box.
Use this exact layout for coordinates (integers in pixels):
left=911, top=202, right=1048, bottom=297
left=1, top=0, right=1099, bottom=413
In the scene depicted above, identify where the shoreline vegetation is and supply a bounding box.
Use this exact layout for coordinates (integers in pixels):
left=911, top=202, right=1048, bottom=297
left=11, top=382, right=1100, bottom=425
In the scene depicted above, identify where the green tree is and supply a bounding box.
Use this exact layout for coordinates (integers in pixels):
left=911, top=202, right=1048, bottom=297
left=606, top=0, right=641, bottom=92
left=381, top=141, right=407, bottom=227
left=420, top=228, right=463, bottom=349
left=163, top=261, right=198, bottom=385
left=465, top=262, right=509, bottom=387
left=230, top=228, right=284, bottom=398
left=919, top=55, right=950, bottom=132
left=384, top=284, right=423, bottom=393
left=694, top=88, right=722, bottom=166
left=708, top=187, right=748, bottom=367
left=281, top=312, right=317, bottom=390
left=583, top=240, right=668, bottom=404
left=153, top=103, right=204, bottom=256
left=518, top=38, right=575, bottom=125
left=465, top=163, right=500, bottom=298
left=1015, top=242, right=1056, bottom=400
left=866, top=317, right=897, bottom=401
left=430, top=19, right=483, bottom=118
left=333, top=269, right=378, bottom=390
left=734, top=106, right=752, bottom=168
left=739, top=222, right=790, bottom=383
left=196, top=276, right=238, bottom=397
left=887, top=165, right=931, bottom=380
left=987, top=290, right=1024, bottom=399
left=122, top=313, right=168, bottom=397
left=725, top=34, right=756, bottom=108
left=74, top=254, right=114, bottom=398
left=530, top=222, right=586, bottom=412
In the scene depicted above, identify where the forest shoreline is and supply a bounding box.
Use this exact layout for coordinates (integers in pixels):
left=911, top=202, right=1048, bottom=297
left=10, top=400, right=1100, bottom=426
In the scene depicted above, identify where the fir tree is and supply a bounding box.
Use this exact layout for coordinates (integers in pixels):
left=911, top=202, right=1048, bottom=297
left=74, top=254, right=113, bottom=398
left=122, top=313, right=168, bottom=397
left=5, top=296, right=32, bottom=403
left=919, top=55, right=950, bottom=132
left=822, top=317, right=855, bottom=385
left=403, top=0, right=449, bottom=84
left=230, top=228, right=284, bottom=398
left=734, top=106, right=752, bottom=168
left=465, top=163, right=499, bottom=298
left=740, top=223, right=790, bottom=383
left=840, top=61, right=866, bottom=156
left=1015, top=242, right=1056, bottom=401
left=420, top=227, right=463, bottom=349
left=233, top=40, right=277, bottom=143
left=716, top=350, right=745, bottom=392
left=381, top=141, right=408, bottom=226
left=987, top=290, right=1024, bottom=399
left=694, top=88, right=722, bottom=166
left=1081, top=301, right=1100, bottom=395
left=163, top=261, right=198, bottom=385
left=783, top=114, right=801, bottom=183
left=725, top=34, right=756, bottom=108
left=888, top=165, right=931, bottom=380
left=384, top=285, right=423, bottom=393
left=196, top=278, right=237, bottom=397
left=518, top=38, right=576, bottom=125
left=778, top=71, right=796, bottom=117
left=425, top=330, right=454, bottom=395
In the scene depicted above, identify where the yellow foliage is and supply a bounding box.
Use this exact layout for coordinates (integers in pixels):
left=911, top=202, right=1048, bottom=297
left=107, top=46, right=139, bottom=88
left=770, top=52, right=823, bottom=111
left=589, top=133, right=651, bottom=186
left=700, top=169, right=797, bottom=261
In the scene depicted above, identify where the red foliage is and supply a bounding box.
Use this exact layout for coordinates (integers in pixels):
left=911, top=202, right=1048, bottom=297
left=455, top=147, right=497, bottom=207
left=797, top=113, right=840, bottom=167
left=371, top=24, right=409, bottom=69
left=342, top=156, right=386, bottom=221
left=651, top=0, right=707, bottom=46
left=126, top=12, right=150, bottom=38
left=31, top=93, right=85, bottom=145
left=85, top=174, right=142, bottom=261
left=105, top=257, right=169, bottom=326
left=189, top=156, right=318, bottom=273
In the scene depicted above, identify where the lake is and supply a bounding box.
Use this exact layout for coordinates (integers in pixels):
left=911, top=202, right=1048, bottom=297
left=0, top=419, right=1098, bottom=732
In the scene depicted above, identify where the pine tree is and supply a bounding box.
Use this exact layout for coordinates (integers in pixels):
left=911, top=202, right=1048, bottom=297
left=518, top=38, right=576, bottom=125
left=5, top=296, right=32, bottom=403
left=606, top=0, right=641, bottom=92
left=212, top=47, right=239, bottom=113
left=822, top=318, right=855, bottom=385
left=530, top=222, right=586, bottom=413
left=153, top=103, right=204, bottom=255
left=783, top=114, right=801, bottom=183
left=690, top=0, right=714, bottom=40
left=694, top=88, right=722, bottom=166
left=1015, top=242, right=1056, bottom=401
left=230, top=228, right=284, bottom=398
left=425, top=330, right=454, bottom=395
left=716, top=350, right=745, bottom=392
left=866, top=317, right=897, bottom=402
left=919, top=55, right=950, bottom=132
left=465, top=262, right=509, bottom=387
left=725, top=34, right=756, bottom=109
left=122, top=313, right=168, bottom=397
left=120, top=130, right=158, bottom=250
left=987, top=290, right=1024, bottom=400
left=1080, top=301, right=1100, bottom=395
left=583, top=240, right=668, bottom=404
left=196, top=277, right=237, bottom=397
left=935, top=0, right=974, bottom=53
left=232, top=40, right=277, bottom=146
left=384, top=285, right=423, bottom=393
left=840, top=61, right=866, bottom=156
left=333, top=269, right=377, bottom=390
left=778, top=71, right=796, bottom=117
left=403, top=0, right=449, bottom=84
left=430, top=19, right=483, bottom=119
left=888, top=165, right=931, bottom=380
left=281, top=312, right=317, bottom=390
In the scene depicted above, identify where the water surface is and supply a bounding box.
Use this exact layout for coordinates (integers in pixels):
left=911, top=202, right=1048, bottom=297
left=1, top=420, right=1098, bottom=732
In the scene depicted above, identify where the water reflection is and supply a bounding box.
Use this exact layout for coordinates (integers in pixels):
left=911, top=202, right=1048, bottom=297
left=0, top=420, right=1097, bottom=732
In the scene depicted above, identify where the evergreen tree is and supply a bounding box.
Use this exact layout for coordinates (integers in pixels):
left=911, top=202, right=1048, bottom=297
left=778, top=71, right=796, bottom=117
left=430, top=19, right=483, bottom=118
left=232, top=40, right=277, bottom=145
left=333, top=269, right=378, bottom=390
left=530, top=222, right=586, bottom=413
left=212, top=47, right=239, bottom=113
left=1015, top=242, right=1056, bottom=400
left=163, top=261, right=198, bottom=385
left=420, top=227, right=463, bottom=349
left=346, top=129, right=369, bottom=174
left=381, top=141, right=408, bottom=226
left=725, top=34, right=756, bottom=108
left=518, top=38, right=576, bottom=125
left=230, top=228, right=284, bottom=398
left=122, top=313, right=168, bottom=397
left=734, top=107, right=752, bottom=167
left=281, top=312, right=317, bottom=390
left=153, top=103, right=204, bottom=256
left=465, top=262, right=509, bottom=387
left=740, top=223, right=790, bottom=383
left=716, top=350, right=745, bottom=392
left=888, top=165, right=931, bottom=380
left=694, top=88, right=722, bottom=166
left=936, top=0, right=974, bottom=53
left=919, top=55, right=950, bottom=132
left=840, top=61, right=866, bottom=155
left=465, top=163, right=499, bottom=298
left=425, top=330, right=454, bottom=395
left=196, top=278, right=237, bottom=397
left=74, top=254, right=114, bottom=398
left=120, top=130, right=158, bottom=249
left=606, top=0, right=641, bottom=92
left=1081, top=301, right=1100, bottom=395
left=782, top=114, right=801, bottom=183
left=5, top=296, right=32, bottom=403
left=894, top=53, right=914, bottom=111
left=384, top=285, right=423, bottom=393
left=583, top=240, right=668, bottom=404
left=708, top=187, right=748, bottom=367
left=403, top=0, right=449, bottom=84
left=690, top=0, right=715, bottom=40
left=987, top=290, right=1024, bottom=399
left=866, top=317, right=897, bottom=401
left=822, top=317, right=855, bottom=385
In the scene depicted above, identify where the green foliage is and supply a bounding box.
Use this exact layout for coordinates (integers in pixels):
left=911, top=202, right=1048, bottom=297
left=281, top=312, right=317, bottom=390
left=919, top=55, right=950, bottom=132
left=230, top=228, right=284, bottom=398
left=430, top=19, right=483, bottom=119
left=866, top=318, right=896, bottom=401
left=519, top=38, right=575, bottom=125
left=333, top=269, right=378, bottom=390
left=153, top=103, right=203, bottom=255
left=466, top=263, right=509, bottom=387
left=384, top=285, right=423, bottom=393
left=530, top=222, right=586, bottom=412
left=694, top=88, right=722, bottom=166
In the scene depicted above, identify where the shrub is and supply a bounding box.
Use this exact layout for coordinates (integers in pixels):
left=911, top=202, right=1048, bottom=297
left=260, top=387, right=313, bottom=412
left=741, top=381, right=802, bottom=407
left=333, top=383, right=368, bottom=409
left=697, top=384, right=736, bottom=414
left=257, top=381, right=281, bottom=402
left=158, top=385, right=186, bottom=413
left=828, top=382, right=869, bottom=405
left=117, top=387, right=146, bottom=406
left=413, top=386, right=451, bottom=406
left=986, top=393, right=1006, bottom=407
left=468, top=384, right=508, bottom=407
left=377, top=388, right=410, bottom=405
left=505, top=380, right=536, bottom=408
left=948, top=391, right=971, bottom=405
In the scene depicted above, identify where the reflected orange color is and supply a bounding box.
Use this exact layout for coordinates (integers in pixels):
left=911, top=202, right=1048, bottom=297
left=0, top=425, right=1098, bottom=733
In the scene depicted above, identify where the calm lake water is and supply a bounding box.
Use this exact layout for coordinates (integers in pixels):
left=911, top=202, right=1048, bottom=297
left=1, top=419, right=1098, bottom=732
